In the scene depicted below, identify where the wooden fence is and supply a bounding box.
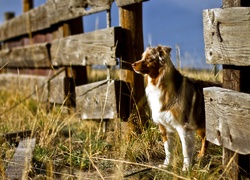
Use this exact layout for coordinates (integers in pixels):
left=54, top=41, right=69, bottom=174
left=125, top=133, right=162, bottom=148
left=203, top=0, right=250, bottom=179
left=0, top=0, right=147, bottom=122
left=3, top=0, right=250, bottom=179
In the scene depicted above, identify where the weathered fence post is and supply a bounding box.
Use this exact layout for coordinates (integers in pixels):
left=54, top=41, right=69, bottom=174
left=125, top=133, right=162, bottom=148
left=23, top=0, right=33, bottom=12
left=63, top=18, right=88, bottom=86
left=119, top=3, right=144, bottom=102
left=222, top=0, right=250, bottom=179
left=62, top=18, right=88, bottom=111
left=4, top=12, right=15, bottom=21
left=119, top=3, right=147, bottom=131
left=0, top=0, right=148, bottom=133
left=203, top=0, right=250, bottom=178
left=1, top=12, right=15, bottom=66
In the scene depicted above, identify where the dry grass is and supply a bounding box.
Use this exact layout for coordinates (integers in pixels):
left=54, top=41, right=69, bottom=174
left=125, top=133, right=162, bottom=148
left=0, top=68, right=227, bottom=179
left=180, top=68, right=222, bottom=82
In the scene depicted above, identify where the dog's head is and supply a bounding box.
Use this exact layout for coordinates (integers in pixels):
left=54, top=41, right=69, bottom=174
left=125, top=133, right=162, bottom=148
left=132, top=45, right=172, bottom=78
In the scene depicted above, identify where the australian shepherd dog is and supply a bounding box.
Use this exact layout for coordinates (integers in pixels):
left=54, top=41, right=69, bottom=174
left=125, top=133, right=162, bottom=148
left=132, top=45, right=221, bottom=171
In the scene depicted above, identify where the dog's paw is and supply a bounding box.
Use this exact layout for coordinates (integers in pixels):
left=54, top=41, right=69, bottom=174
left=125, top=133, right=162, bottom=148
left=182, top=165, right=189, bottom=171
left=182, top=158, right=191, bottom=171
left=158, top=158, right=170, bottom=169
left=182, top=163, right=192, bottom=171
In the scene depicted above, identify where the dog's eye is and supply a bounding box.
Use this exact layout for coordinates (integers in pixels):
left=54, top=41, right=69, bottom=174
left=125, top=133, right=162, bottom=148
left=147, top=58, right=155, bottom=62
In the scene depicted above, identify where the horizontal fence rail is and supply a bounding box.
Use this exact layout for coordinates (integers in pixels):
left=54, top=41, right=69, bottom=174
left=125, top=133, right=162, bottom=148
left=0, top=0, right=146, bottom=120
left=203, top=7, right=250, bottom=66
left=0, top=0, right=147, bottom=42
left=204, top=87, right=250, bottom=155
left=0, top=0, right=112, bottom=41
left=0, top=27, right=124, bottom=68
left=203, top=1, right=250, bottom=178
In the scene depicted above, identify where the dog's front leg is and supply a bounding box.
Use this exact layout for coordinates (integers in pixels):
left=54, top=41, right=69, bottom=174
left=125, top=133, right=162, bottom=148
left=177, top=127, right=195, bottom=171
left=159, top=124, right=174, bottom=167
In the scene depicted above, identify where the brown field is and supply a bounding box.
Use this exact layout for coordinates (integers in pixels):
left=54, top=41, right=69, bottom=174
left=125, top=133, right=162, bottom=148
left=0, top=68, right=226, bottom=179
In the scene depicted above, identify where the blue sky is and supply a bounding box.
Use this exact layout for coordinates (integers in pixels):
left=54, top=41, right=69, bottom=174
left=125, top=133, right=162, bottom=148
left=0, top=0, right=222, bottom=68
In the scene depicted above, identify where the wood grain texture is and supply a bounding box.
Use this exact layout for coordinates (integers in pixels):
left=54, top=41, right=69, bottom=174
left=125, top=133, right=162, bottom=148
left=5, top=138, right=36, bottom=180
left=116, top=0, right=147, bottom=7
left=203, top=7, right=250, bottom=66
left=3, top=130, right=32, bottom=143
left=0, top=43, right=51, bottom=68
left=47, top=0, right=113, bottom=25
left=204, top=87, right=250, bottom=154
left=119, top=3, right=146, bottom=130
left=0, top=73, right=69, bottom=105
left=23, top=0, right=34, bottom=12
left=51, top=27, right=122, bottom=66
left=49, top=75, right=68, bottom=104
left=0, top=7, right=48, bottom=41
left=0, top=0, right=112, bottom=41
left=0, top=27, right=123, bottom=68
left=222, top=0, right=240, bottom=8
left=0, top=74, right=48, bottom=102
left=76, top=80, right=130, bottom=119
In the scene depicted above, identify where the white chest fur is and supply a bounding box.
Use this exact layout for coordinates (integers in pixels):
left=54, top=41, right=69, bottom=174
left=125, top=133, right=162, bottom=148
left=145, top=79, right=180, bottom=132
left=146, top=78, right=194, bottom=170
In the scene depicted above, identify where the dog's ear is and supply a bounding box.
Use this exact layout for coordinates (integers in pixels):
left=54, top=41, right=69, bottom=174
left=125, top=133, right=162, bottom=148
left=162, top=46, right=172, bottom=54
left=156, top=45, right=172, bottom=64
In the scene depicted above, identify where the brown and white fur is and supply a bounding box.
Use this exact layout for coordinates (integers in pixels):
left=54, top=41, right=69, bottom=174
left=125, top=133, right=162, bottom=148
left=132, top=45, right=221, bottom=171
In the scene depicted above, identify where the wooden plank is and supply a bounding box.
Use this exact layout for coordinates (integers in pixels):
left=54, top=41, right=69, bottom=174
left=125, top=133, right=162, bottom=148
left=1, top=5, right=48, bottom=43
left=46, top=0, right=112, bottom=25
left=29, top=5, right=49, bottom=33
left=0, top=15, right=27, bottom=41
left=0, top=71, right=74, bottom=105
left=51, top=27, right=123, bottom=66
left=0, top=74, right=48, bottom=102
left=119, top=4, right=144, bottom=100
left=49, top=75, right=69, bottom=104
left=4, top=12, right=15, bottom=21
left=23, top=0, right=34, bottom=12
left=203, top=7, right=250, bottom=66
left=116, top=0, right=148, bottom=7
left=222, top=148, right=239, bottom=179
left=222, top=0, right=240, bottom=8
left=119, top=3, right=146, bottom=132
left=63, top=17, right=88, bottom=86
left=223, top=65, right=250, bottom=92
left=76, top=80, right=115, bottom=119
left=0, top=73, right=69, bottom=105
left=76, top=80, right=130, bottom=119
left=219, top=1, right=250, bottom=179
left=204, top=87, right=250, bottom=155
left=0, top=43, right=51, bottom=68
left=61, top=17, right=88, bottom=111
left=0, top=0, right=112, bottom=41
left=4, top=130, right=32, bottom=143
left=5, top=138, right=36, bottom=180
